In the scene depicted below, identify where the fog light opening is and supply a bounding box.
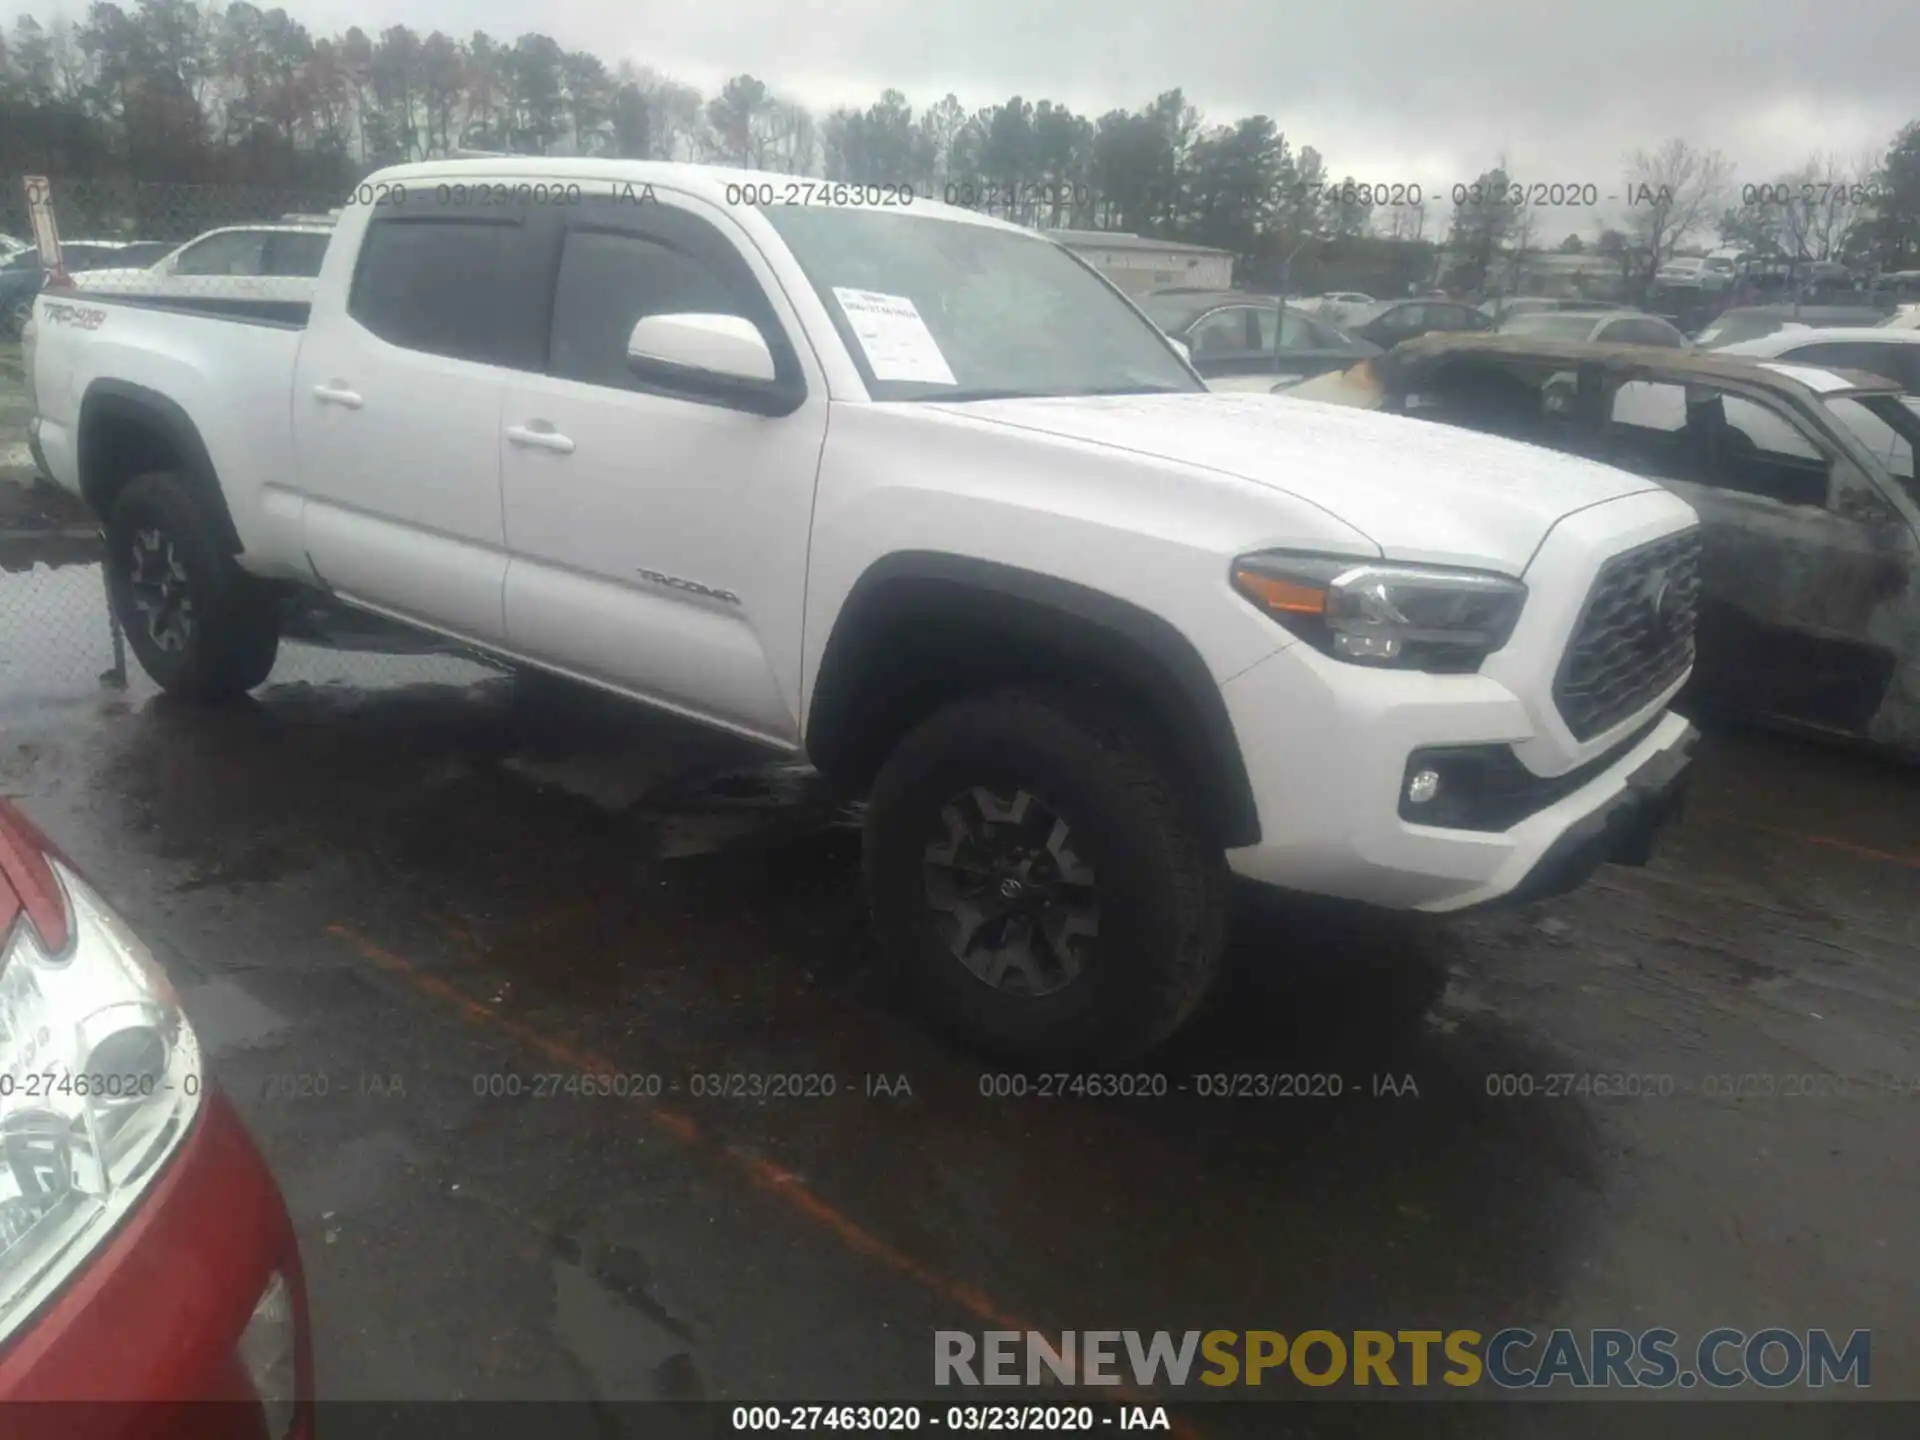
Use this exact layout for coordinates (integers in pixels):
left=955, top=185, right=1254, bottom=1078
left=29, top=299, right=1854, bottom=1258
left=1406, top=768, right=1442, bottom=805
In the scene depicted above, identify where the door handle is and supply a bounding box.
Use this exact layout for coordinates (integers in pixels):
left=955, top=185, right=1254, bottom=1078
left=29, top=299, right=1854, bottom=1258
left=505, top=423, right=576, bottom=455
left=312, top=382, right=363, bottom=409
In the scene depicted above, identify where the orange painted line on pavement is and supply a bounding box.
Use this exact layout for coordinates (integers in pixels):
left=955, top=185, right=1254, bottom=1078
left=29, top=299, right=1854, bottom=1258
left=325, top=922, right=1198, bottom=1435
left=1744, top=823, right=1920, bottom=870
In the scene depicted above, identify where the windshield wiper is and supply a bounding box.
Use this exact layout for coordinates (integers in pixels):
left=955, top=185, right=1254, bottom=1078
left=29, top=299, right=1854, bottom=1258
left=1073, top=384, right=1191, bottom=396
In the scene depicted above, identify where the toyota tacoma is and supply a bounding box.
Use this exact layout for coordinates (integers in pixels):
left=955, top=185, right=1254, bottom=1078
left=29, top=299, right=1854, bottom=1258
left=26, top=159, right=1701, bottom=1061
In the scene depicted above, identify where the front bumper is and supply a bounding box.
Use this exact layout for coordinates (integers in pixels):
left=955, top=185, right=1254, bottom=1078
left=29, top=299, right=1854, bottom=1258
left=0, top=1090, right=313, bottom=1438
left=1496, top=724, right=1693, bottom=906
left=1219, top=635, right=1697, bottom=912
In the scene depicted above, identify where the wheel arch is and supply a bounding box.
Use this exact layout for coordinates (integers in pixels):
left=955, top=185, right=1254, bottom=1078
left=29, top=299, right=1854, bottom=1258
left=806, top=551, right=1262, bottom=848
left=77, top=380, right=243, bottom=553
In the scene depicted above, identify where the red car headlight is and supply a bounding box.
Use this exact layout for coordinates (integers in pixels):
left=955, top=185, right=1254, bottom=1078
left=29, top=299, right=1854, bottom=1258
left=0, top=861, right=204, bottom=1345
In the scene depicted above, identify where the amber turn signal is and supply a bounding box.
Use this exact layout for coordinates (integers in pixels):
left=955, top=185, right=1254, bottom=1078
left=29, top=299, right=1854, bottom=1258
left=1232, top=569, right=1327, bottom=615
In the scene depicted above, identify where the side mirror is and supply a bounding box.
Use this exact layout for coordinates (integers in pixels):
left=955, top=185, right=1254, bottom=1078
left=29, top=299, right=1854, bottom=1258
left=625, top=313, right=799, bottom=415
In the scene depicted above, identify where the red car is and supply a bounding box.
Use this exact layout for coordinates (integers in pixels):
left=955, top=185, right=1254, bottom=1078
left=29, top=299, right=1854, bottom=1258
left=0, top=801, right=312, bottom=1438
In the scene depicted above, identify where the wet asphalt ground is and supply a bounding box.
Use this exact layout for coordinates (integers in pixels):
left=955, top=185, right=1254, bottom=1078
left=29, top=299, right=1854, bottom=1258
left=2, top=596, right=1918, bottom=1436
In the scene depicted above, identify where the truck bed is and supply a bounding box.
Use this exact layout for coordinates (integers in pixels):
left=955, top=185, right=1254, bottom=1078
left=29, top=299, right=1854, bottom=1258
left=30, top=289, right=311, bottom=575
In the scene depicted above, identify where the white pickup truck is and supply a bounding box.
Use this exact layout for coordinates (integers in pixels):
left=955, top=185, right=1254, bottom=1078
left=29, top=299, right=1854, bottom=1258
left=26, top=158, right=1701, bottom=1062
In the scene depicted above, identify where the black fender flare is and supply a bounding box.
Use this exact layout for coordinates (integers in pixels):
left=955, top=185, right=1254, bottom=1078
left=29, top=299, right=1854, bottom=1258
left=807, top=551, right=1262, bottom=848
left=77, top=378, right=243, bottom=554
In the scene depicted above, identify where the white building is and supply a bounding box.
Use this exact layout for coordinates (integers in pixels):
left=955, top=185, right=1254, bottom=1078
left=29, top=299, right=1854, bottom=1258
left=1047, top=229, right=1235, bottom=296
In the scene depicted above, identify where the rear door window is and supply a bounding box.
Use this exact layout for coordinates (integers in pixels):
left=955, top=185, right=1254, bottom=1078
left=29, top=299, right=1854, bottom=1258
left=348, top=204, right=542, bottom=367
left=1189, top=307, right=1256, bottom=361
left=1253, top=307, right=1320, bottom=353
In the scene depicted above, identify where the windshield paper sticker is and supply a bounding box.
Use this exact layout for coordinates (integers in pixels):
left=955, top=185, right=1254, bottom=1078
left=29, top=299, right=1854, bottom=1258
left=831, top=288, right=957, bottom=385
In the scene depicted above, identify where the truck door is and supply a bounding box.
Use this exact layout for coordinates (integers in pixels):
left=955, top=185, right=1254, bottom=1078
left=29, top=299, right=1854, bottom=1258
left=497, top=193, right=827, bottom=745
left=291, top=191, right=546, bottom=643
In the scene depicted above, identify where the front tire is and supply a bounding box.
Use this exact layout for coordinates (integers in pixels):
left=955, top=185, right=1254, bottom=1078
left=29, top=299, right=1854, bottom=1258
left=865, top=686, right=1228, bottom=1064
left=1, top=294, right=31, bottom=340
left=106, top=471, right=279, bottom=699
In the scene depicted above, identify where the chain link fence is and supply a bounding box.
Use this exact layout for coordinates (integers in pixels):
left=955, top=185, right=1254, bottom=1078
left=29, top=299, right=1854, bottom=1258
left=0, top=176, right=344, bottom=250
left=1, top=177, right=505, bottom=709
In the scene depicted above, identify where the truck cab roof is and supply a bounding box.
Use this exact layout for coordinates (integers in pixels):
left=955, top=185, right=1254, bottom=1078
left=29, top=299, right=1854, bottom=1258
left=367, top=157, right=1031, bottom=237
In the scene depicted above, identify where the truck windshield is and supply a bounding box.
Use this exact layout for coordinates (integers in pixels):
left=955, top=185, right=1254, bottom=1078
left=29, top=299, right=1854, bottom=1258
left=758, top=206, right=1202, bottom=402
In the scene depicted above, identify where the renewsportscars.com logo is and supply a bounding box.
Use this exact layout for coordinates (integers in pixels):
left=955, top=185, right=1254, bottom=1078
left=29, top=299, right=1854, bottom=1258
left=934, top=1328, right=1871, bottom=1390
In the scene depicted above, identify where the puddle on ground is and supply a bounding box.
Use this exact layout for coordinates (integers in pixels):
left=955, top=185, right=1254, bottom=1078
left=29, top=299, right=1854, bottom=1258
left=635, top=761, right=865, bottom=860
left=548, top=1230, right=707, bottom=1402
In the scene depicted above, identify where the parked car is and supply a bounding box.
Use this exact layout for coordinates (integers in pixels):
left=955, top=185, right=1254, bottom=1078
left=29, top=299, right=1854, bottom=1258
left=1869, top=272, right=1920, bottom=318
left=1296, top=291, right=1376, bottom=325
left=1691, top=304, right=1893, bottom=349
left=76, top=224, right=331, bottom=312
left=0, top=800, right=312, bottom=1436
left=1654, top=256, right=1708, bottom=288
left=1655, top=256, right=1736, bottom=294
left=1283, top=333, right=1920, bottom=755
left=0, top=242, right=160, bottom=338
left=28, top=157, right=1701, bottom=1062
left=1138, top=291, right=1379, bottom=392
left=1713, top=327, right=1920, bottom=391
left=1341, top=298, right=1495, bottom=349
left=1498, top=309, right=1688, bottom=348
left=1480, top=297, right=1627, bottom=322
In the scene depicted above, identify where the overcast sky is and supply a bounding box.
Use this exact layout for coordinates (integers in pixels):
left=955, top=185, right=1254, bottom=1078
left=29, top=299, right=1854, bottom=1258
left=42, top=0, right=1920, bottom=206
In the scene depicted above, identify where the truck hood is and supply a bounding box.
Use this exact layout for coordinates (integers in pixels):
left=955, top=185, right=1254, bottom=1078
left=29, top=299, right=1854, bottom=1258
left=925, top=391, right=1661, bottom=575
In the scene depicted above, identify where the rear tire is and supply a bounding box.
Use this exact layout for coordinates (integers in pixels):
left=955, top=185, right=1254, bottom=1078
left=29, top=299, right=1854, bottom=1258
left=864, top=686, right=1228, bottom=1065
left=106, top=471, right=279, bottom=699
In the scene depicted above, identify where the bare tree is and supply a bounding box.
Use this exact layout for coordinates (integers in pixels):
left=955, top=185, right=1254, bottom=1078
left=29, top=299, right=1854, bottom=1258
left=1771, top=151, right=1874, bottom=262
left=1621, top=137, right=1733, bottom=286
left=1383, top=200, right=1427, bottom=242
left=1502, top=181, right=1541, bottom=295
left=636, top=71, right=706, bottom=162
left=761, top=99, right=815, bottom=174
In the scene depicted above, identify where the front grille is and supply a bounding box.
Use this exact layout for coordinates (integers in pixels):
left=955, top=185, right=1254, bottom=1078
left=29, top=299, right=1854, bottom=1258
left=1553, top=527, right=1701, bottom=741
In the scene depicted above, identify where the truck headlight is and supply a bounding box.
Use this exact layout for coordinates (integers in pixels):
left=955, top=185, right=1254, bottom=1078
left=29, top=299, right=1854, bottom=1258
left=0, top=861, right=203, bottom=1346
left=1231, top=552, right=1527, bottom=672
